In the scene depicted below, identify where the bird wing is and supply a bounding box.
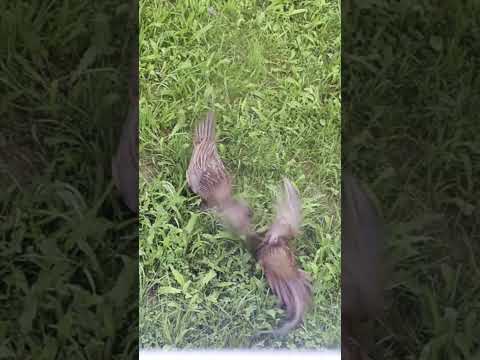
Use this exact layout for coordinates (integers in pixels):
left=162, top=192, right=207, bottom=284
left=198, top=168, right=232, bottom=204
left=269, top=178, right=302, bottom=242
left=194, top=111, right=216, bottom=145
left=258, top=242, right=312, bottom=333
left=187, top=112, right=231, bottom=204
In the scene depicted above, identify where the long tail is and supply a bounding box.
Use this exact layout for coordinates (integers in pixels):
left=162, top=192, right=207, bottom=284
left=255, top=271, right=312, bottom=338
left=194, top=111, right=216, bottom=145
left=259, top=300, right=304, bottom=337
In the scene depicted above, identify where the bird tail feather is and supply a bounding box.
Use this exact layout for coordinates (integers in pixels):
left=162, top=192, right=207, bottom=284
left=194, top=111, right=216, bottom=145
left=256, top=270, right=312, bottom=338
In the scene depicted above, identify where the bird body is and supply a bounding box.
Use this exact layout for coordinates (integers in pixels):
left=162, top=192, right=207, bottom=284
left=187, top=119, right=312, bottom=337
left=250, top=178, right=312, bottom=337
left=111, top=43, right=139, bottom=213
left=187, top=112, right=252, bottom=235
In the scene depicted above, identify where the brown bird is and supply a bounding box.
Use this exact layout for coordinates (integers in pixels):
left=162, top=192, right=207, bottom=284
left=248, top=178, right=312, bottom=337
left=342, top=170, right=384, bottom=360
left=111, top=103, right=138, bottom=213
left=186, top=112, right=252, bottom=235
left=111, top=0, right=139, bottom=214
left=111, top=43, right=139, bottom=214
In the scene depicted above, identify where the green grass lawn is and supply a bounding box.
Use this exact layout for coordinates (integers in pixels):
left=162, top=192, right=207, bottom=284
left=139, top=0, right=341, bottom=349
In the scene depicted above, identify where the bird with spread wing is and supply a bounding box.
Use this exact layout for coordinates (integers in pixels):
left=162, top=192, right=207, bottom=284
left=186, top=112, right=252, bottom=236
left=248, top=178, right=312, bottom=337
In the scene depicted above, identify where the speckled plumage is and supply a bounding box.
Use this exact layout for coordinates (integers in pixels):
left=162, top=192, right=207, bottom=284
left=187, top=112, right=252, bottom=235
left=187, top=112, right=231, bottom=206
left=250, top=178, right=312, bottom=337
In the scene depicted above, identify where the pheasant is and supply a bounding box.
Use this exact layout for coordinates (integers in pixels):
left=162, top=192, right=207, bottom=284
left=342, top=170, right=384, bottom=359
left=187, top=112, right=252, bottom=235
left=248, top=178, right=312, bottom=337
left=111, top=43, right=139, bottom=214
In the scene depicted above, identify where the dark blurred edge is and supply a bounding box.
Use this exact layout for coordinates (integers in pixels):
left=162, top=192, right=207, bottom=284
left=342, top=0, right=480, bottom=359
left=0, top=0, right=139, bottom=358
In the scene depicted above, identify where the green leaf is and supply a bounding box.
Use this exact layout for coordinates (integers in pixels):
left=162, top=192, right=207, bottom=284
left=157, top=286, right=182, bottom=296
left=454, top=333, right=471, bottom=359
left=185, top=213, right=198, bottom=234
left=199, top=270, right=216, bottom=288
left=170, top=266, right=186, bottom=287
left=40, top=337, right=58, bottom=360
left=19, top=295, right=37, bottom=334
left=108, top=256, right=136, bottom=307
left=57, top=311, right=72, bottom=339
left=429, top=36, right=443, bottom=52
left=287, top=9, right=307, bottom=17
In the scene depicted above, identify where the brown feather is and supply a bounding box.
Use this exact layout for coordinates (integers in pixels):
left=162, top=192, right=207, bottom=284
left=187, top=112, right=252, bottom=235
left=253, top=178, right=312, bottom=337
left=187, top=112, right=230, bottom=206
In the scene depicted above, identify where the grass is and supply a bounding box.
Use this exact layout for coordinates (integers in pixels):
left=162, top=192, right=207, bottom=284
left=0, top=1, right=137, bottom=358
left=139, top=0, right=341, bottom=350
left=343, top=0, right=480, bottom=358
